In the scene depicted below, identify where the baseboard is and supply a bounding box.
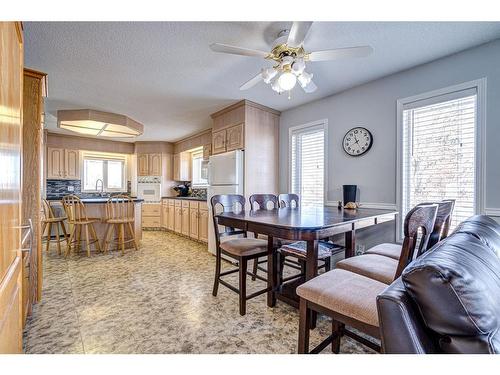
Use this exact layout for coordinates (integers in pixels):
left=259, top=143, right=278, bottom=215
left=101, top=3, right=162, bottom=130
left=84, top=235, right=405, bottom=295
left=325, top=201, right=398, bottom=210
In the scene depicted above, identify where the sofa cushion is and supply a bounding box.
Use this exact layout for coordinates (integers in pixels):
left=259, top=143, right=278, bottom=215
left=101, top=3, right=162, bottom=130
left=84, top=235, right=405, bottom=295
left=453, top=215, right=500, bottom=256
left=402, top=231, right=500, bottom=353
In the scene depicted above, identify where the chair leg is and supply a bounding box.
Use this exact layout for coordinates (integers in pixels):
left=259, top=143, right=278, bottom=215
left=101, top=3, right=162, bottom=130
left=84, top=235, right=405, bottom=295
left=60, top=221, right=69, bottom=246
left=251, top=258, right=258, bottom=281
left=103, top=224, right=112, bottom=253
left=45, top=222, right=52, bottom=253
left=65, top=225, right=76, bottom=257
left=331, top=320, right=344, bottom=354
left=55, top=221, right=62, bottom=255
left=298, top=298, right=311, bottom=354
left=239, top=257, right=247, bottom=316
left=89, top=224, right=101, bottom=252
left=325, top=257, right=331, bottom=272
left=76, top=224, right=82, bottom=253
left=212, top=248, right=221, bottom=296
left=278, top=253, right=286, bottom=287
left=84, top=224, right=91, bottom=257
left=119, top=224, right=125, bottom=255
left=127, top=222, right=138, bottom=251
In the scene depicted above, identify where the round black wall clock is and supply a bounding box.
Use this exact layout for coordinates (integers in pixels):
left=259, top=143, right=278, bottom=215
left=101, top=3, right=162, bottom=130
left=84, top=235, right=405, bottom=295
left=342, top=127, right=373, bottom=156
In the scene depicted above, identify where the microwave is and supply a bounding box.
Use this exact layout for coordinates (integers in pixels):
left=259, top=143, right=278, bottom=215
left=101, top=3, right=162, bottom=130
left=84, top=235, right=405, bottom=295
left=137, top=182, right=161, bottom=202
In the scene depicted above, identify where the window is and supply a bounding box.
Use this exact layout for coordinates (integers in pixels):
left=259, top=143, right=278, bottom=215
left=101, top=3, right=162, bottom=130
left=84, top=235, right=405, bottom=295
left=290, top=121, right=326, bottom=207
left=82, top=153, right=126, bottom=192
left=191, top=149, right=208, bottom=187
left=401, top=87, right=479, bottom=233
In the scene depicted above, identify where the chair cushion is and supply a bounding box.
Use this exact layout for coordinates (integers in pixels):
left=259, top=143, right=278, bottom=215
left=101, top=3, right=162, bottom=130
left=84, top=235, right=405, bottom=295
left=279, top=241, right=343, bottom=260
left=220, top=238, right=268, bottom=257
left=297, top=269, right=387, bottom=327
left=365, top=243, right=401, bottom=260
left=336, top=254, right=398, bottom=284
left=402, top=230, right=500, bottom=354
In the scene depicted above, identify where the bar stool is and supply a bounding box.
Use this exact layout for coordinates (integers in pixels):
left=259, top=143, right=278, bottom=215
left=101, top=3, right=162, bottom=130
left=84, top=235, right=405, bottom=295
left=62, top=195, right=101, bottom=257
left=103, top=195, right=139, bottom=255
left=41, top=199, right=69, bottom=255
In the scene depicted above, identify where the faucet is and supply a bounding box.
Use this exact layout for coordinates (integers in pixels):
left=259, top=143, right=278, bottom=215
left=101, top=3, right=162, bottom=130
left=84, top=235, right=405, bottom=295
left=95, top=179, right=105, bottom=197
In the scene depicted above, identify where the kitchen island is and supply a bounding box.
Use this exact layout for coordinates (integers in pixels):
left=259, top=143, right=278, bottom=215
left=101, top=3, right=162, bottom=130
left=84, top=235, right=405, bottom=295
left=46, top=197, right=144, bottom=247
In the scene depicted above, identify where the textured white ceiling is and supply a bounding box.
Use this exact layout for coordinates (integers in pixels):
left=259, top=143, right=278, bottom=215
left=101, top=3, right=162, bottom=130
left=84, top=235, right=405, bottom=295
left=24, top=21, right=500, bottom=142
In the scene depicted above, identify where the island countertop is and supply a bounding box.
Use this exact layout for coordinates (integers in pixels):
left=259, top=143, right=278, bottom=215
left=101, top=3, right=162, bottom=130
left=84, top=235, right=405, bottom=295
left=45, top=196, right=144, bottom=203
left=162, top=196, right=207, bottom=202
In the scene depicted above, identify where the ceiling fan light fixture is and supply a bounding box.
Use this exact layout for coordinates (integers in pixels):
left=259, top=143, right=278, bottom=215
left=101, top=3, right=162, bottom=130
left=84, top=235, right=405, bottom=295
left=298, top=71, right=313, bottom=87
left=271, top=78, right=284, bottom=93
left=261, top=67, right=277, bottom=84
left=278, top=71, right=297, bottom=91
left=291, top=58, right=305, bottom=75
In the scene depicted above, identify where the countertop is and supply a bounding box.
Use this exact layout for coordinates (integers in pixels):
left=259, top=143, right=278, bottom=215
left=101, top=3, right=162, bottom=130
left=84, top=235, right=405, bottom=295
left=162, top=196, right=207, bottom=202
left=46, top=196, right=144, bottom=203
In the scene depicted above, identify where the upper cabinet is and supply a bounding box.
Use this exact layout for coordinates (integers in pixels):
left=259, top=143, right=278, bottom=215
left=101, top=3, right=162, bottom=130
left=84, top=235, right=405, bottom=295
left=225, top=123, right=244, bottom=151
left=202, top=144, right=211, bottom=161
left=137, top=153, right=162, bottom=176
left=173, top=151, right=191, bottom=181
left=47, top=147, right=80, bottom=180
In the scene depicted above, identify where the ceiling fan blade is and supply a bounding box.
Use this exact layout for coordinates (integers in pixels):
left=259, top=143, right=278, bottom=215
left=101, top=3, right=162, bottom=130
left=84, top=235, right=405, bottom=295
left=287, top=22, right=313, bottom=47
left=308, top=46, right=373, bottom=62
left=240, top=73, right=263, bottom=91
left=210, top=43, right=269, bottom=58
left=301, top=80, right=317, bottom=93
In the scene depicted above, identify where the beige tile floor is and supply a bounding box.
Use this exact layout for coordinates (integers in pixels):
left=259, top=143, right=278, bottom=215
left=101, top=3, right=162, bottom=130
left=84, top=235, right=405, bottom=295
left=23, top=231, right=374, bottom=354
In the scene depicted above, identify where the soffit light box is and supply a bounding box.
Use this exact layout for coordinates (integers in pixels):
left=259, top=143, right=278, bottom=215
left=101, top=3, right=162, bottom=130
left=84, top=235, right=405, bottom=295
left=57, top=109, right=144, bottom=138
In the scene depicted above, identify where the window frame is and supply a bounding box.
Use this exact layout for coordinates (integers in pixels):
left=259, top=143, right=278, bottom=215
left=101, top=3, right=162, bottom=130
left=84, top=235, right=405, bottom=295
left=81, top=151, right=128, bottom=193
left=288, top=119, right=329, bottom=207
left=191, top=148, right=208, bottom=188
left=396, top=78, right=486, bottom=242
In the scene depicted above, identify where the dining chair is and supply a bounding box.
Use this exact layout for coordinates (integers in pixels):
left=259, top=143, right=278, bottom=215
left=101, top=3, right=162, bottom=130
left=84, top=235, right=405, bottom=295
left=41, top=199, right=69, bottom=255
left=296, top=203, right=438, bottom=354
left=103, top=195, right=139, bottom=255
left=211, top=194, right=271, bottom=315
left=278, top=193, right=299, bottom=208
left=341, top=200, right=455, bottom=284
left=62, top=195, right=101, bottom=257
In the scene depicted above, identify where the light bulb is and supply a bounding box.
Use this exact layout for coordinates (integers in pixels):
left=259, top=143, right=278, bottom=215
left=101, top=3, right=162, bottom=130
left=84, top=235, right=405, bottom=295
left=261, top=67, right=277, bottom=84
left=278, top=71, right=297, bottom=91
left=291, top=58, right=305, bottom=75
left=298, top=71, right=313, bottom=87
left=271, top=79, right=283, bottom=93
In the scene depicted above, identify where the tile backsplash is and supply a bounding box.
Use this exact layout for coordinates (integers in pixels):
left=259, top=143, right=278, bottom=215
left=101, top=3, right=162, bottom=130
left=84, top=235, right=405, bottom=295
left=191, top=188, right=207, bottom=199
left=46, top=179, right=131, bottom=199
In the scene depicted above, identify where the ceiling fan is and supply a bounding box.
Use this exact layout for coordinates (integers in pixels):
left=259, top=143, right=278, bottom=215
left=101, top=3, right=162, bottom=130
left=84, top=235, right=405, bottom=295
left=210, top=22, right=373, bottom=98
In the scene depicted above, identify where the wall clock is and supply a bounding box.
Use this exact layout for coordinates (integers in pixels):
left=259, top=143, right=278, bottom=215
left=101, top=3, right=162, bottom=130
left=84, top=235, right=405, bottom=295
left=342, top=127, right=373, bottom=156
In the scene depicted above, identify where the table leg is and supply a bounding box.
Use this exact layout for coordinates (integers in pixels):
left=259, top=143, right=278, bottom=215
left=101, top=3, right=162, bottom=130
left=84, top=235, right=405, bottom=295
left=345, top=229, right=356, bottom=258
left=306, top=240, right=319, bottom=328
left=267, top=235, right=277, bottom=307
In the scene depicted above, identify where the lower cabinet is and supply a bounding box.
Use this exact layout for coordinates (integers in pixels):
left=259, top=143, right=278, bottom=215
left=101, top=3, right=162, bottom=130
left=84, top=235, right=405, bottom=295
left=181, top=202, right=190, bottom=236
left=161, top=203, right=168, bottom=229
left=174, top=203, right=182, bottom=233
left=167, top=201, right=175, bottom=231
left=142, top=203, right=161, bottom=228
left=198, top=203, right=208, bottom=242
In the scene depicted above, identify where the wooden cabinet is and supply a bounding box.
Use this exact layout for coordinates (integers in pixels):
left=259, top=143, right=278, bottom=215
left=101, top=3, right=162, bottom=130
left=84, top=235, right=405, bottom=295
left=226, top=124, right=244, bottom=151
left=174, top=206, right=182, bottom=233
left=142, top=203, right=161, bottom=228
left=167, top=200, right=175, bottom=231
left=47, top=147, right=80, bottom=179
left=181, top=201, right=190, bottom=236
left=198, top=202, right=209, bottom=243
left=137, top=153, right=162, bottom=176
left=161, top=202, right=168, bottom=229
left=211, top=129, right=226, bottom=155
left=173, top=151, right=191, bottom=181
left=203, top=144, right=211, bottom=160
left=189, top=202, right=199, bottom=239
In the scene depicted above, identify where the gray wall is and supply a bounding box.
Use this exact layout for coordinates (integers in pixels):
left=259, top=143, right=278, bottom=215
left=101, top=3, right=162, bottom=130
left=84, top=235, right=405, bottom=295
left=279, top=38, right=500, bottom=211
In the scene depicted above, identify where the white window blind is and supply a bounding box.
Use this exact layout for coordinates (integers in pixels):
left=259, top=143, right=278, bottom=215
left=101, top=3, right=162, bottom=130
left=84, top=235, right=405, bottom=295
left=402, top=89, right=477, bottom=231
left=290, top=124, right=325, bottom=207
left=82, top=153, right=126, bottom=192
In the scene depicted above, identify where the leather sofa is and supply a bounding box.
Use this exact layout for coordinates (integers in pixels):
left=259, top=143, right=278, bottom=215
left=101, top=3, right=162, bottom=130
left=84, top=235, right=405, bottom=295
left=377, top=215, right=500, bottom=354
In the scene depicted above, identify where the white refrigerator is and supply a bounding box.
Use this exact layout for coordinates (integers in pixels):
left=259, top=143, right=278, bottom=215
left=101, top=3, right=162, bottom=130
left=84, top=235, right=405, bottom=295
left=207, top=149, right=244, bottom=256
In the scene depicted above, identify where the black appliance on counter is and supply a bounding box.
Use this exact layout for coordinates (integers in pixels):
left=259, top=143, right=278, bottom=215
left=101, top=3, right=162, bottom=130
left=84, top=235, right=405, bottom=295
left=173, top=182, right=191, bottom=197
left=343, top=184, right=357, bottom=204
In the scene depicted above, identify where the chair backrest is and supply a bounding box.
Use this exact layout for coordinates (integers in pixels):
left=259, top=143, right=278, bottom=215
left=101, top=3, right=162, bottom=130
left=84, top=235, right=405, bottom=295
left=249, top=194, right=278, bottom=211
left=419, top=199, right=455, bottom=253
left=41, top=199, right=56, bottom=220
left=105, top=195, right=135, bottom=221
left=278, top=193, right=299, bottom=208
left=395, top=204, right=438, bottom=279
left=61, top=195, right=88, bottom=222
left=210, top=194, right=247, bottom=246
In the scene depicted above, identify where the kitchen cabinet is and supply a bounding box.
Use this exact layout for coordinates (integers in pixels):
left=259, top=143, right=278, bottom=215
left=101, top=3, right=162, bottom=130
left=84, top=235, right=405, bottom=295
left=203, top=144, right=211, bottom=161
left=189, top=202, right=199, bottom=239
left=211, top=129, right=226, bottom=155
left=167, top=200, right=175, bottom=231
left=137, top=153, right=162, bottom=176
left=160, top=198, right=208, bottom=243
left=173, top=151, right=191, bottom=181
left=142, top=203, right=161, bottom=228
left=47, top=147, right=80, bottom=179
left=161, top=202, right=168, bottom=229
left=210, top=124, right=244, bottom=155
left=198, top=202, right=209, bottom=243
left=174, top=200, right=182, bottom=233
left=181, top=201, right=190, bottom=236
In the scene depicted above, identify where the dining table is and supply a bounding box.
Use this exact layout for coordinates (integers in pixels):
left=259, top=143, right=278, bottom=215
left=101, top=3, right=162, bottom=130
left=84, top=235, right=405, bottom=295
left=216, top=205, right=398, bottom=308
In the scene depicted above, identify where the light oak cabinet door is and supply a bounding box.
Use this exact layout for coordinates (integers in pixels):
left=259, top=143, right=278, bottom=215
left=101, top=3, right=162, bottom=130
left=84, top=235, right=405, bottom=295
left=203, top=144, right=211, bottom=160
left=174, top=206, right=182, bottom=233
left=226, top=124, right=244, bottom=151
left=168, top=202, right=175, bottom=231
left=212, top=129, right=226, bottom=155
left=47, top=147, right=64, bottom=179
left=137, top=154, right=149, bottom=176
left=181, top=206, right=190, bottom=236
left=64, top=149, right=80, bottom=179
left=149, top=153, right=162, bottom=176
left=173, top=152, right=191, bottom=181
left=189, top=208, right=199, bottom=239
left=162, top=205, right=168, bottom=229
left=173, top=154, right=180, bottom=181
left=198, top=208, right=209, bottom=243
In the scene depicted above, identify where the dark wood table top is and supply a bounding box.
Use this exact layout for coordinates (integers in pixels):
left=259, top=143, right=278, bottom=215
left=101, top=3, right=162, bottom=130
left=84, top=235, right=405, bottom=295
left=217, top=206, right=398, bottom=231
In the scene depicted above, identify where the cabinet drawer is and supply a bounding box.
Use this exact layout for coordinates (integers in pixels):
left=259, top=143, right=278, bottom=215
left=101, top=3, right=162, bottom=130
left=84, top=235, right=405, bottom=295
left=174, top=200, right=182, bottom=207
left=189, top=201, right=199, bottom=209
left=142, top=216, right=161, bottom=227
left=142, top=204, right=161, bottom=216
left=182, top=201, right=190, bottom=208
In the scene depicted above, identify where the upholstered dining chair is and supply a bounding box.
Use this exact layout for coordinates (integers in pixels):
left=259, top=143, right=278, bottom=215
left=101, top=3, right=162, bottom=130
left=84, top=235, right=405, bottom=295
left=62, top=195, right=101, bottom=257
left=211, top=194, right=270, bottom=316
left=338, top=200, right=455, bottom=284
left=41, top=199, right=69, bottom=255
left=296, top=204, right=438, bottom=354
left=103, top=195, right=139, bottom=255
left=278, top=193, right=299, bottom=208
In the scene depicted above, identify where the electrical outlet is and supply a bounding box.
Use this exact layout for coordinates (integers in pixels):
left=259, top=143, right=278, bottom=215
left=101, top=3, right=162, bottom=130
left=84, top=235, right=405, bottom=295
left=355, top=244, right=365, bottom=255
left=67, top=186, right=74, bottom=192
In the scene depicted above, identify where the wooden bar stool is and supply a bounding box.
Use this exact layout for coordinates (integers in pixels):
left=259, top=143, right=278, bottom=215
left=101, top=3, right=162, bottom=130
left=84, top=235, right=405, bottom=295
left=62, top=195, right=101, bottom=257
left=103, top=195, right=138, bottom=255
left=41, top=199, right=69, bottom=255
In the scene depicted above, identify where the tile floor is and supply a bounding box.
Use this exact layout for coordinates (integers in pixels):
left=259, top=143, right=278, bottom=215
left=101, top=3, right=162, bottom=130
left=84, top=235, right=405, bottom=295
left=23, top=231, right=374, bottom=354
